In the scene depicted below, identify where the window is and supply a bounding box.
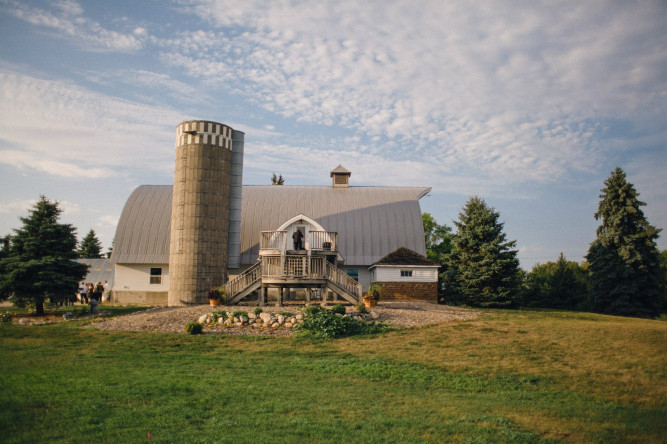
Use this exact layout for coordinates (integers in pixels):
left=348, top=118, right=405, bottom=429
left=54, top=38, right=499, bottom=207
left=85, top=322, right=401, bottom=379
left=346, top=268, right=359, bottom=282
left=150, top=268, right=162, bottom=284
left=400, top=270, right=413, bottom=277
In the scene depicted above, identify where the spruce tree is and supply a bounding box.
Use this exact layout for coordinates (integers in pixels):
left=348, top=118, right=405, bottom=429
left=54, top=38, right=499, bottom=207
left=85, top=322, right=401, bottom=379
left=586, top=168, right=662, bottom=317
left=78, top=229, right=103, bottom=258
left=0, top=197, right=88, bottom=315
left=442, top=197, right=521, bottom=307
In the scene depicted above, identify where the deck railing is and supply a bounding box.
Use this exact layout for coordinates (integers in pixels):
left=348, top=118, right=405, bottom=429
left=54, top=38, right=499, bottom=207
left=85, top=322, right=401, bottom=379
left=261, top=255, right=327, bottom=278
left=309, top=231, right=338, bottom=251
left=259, top=231, right=287, bottom=252
left=259, top=230, right=338, bottom=252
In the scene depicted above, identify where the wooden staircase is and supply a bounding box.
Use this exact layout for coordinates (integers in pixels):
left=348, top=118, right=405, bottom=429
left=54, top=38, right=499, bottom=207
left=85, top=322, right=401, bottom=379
left=225, top=256, right=361, bottom=305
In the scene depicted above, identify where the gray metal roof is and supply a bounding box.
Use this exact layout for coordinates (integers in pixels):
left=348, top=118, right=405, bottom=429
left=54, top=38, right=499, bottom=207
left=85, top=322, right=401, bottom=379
left=76, top=258, right=115, bottom=287
left=110, top=185, right=172, bottom=264
left=111, top=184, right=430, bottom=266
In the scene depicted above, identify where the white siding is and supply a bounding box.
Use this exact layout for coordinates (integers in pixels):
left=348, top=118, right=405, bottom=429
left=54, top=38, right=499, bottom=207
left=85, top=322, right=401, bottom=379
left=115, top=264, right=169, bottom=291
left=373, top=266, right=438, bottom=283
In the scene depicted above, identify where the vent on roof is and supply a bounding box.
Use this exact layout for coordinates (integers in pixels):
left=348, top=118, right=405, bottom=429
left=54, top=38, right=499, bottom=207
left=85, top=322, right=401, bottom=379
left=330, top=165, right=351, bottom=188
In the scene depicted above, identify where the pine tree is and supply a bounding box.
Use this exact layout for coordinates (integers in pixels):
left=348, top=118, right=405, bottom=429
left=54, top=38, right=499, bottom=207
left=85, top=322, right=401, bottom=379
left=586, top=168, right=662, bottom=317
left=0, top=197, right=88, bottom=315
left=442, top=197, right=521, bottom=307
left=78, top=229, right=103, bottom=258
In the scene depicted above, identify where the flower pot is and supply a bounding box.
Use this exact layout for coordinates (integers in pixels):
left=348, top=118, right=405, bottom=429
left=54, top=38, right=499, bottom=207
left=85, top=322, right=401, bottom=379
left=363, top=300, right=377, bottom=308
left=209, top=299, right=221, bottom=307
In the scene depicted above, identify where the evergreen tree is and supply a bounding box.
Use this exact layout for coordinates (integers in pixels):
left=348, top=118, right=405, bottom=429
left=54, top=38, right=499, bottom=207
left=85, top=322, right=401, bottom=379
left=271, top=172, right=285, bottom=185
left=78, top=229, right=103, bottom=258
left=0, top=197, right=88, bottom=315
left=524, top=253, right=590, bottom=310
left=442, top=197, right=521, bottom=307
left=586, top=168, right=662, bottom=317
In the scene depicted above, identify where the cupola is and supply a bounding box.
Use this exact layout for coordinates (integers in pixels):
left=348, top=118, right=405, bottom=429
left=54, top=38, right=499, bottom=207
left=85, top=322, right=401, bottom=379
left=330, top=165, right=351, bottom=188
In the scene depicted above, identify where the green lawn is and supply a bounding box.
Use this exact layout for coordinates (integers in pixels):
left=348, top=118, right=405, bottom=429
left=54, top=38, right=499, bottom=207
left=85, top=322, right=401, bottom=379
left=0, top=308, right=665, bottom=443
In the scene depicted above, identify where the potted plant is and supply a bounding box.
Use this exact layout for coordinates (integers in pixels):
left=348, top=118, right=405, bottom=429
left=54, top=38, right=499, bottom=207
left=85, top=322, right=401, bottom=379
left=208, top=288, right=223, bottom=306
left=362, top=283, right=381, bottom=307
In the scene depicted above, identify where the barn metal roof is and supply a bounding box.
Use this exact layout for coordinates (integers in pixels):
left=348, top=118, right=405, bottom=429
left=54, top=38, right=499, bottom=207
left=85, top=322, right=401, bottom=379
left=111, top=184, right=430, bottom=266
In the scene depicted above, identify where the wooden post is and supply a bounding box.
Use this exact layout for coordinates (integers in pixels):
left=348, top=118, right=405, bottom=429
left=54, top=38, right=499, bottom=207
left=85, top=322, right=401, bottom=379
left=306, top=288, right=311, bottom=304
left=260, top=286, right=266, bottom=307
left=278, top=287, right=283, bottom=307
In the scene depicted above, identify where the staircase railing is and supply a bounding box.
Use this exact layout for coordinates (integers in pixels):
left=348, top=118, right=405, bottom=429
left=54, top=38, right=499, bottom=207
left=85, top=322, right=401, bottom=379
left=225, top=261, right=261, bottom=301
left=325, top=264, right=362, bottom=300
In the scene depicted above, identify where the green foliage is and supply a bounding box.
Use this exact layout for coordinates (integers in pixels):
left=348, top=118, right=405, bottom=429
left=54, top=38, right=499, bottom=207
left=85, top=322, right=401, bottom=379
left=77, top=229, right=103, bottom=258
left=0, top=197, right=88, bottom=315
left=330, top=304, right=346, bottom=315
left=270, top=172, right=285, bottom=185
left=442, top=197, right=522, bottom=308
left=231, top=310, right=248, bottom=318
left=302, top=305, right=323, bottom=316
left=295, top=307, right=386, bottom=338
left=184, top=322, right=203, bottom=335
left=355, top=303, right=368, bottom=314
left=422, top=212, right=453, bottom=264
left=253, top=307, right=263, bottom=316
left=0, top=313, right=11, bottom=323
left=586, top=168, right=663, bottom=317
left=524, top=253, right=590, bottom=310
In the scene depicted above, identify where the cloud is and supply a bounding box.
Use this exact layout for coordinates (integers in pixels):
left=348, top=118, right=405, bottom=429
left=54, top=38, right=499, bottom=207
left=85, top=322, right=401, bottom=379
left=2, top=0, right=147, bottom=52
left=0, top=68, right=183, bottom=178
left=167, top=0, right=667, bottom=185
left=0, top=199, right=37, bottom=214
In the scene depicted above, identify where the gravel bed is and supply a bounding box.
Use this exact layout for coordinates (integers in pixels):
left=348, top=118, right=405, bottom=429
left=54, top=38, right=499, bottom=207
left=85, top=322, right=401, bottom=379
left=85, top=302, right=478, bottom=335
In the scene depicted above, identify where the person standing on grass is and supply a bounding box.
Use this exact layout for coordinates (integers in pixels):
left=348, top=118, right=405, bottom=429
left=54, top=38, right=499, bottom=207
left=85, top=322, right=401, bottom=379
left=93, top=282, right=104, bottom=302
left=78, top=282, right=87, bottom=304
left=103, top=280, right=110, bottom=302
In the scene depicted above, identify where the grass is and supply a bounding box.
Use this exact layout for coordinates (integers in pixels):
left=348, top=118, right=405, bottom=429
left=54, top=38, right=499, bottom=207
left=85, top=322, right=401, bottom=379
left=0, top=308, right=665, bottom=443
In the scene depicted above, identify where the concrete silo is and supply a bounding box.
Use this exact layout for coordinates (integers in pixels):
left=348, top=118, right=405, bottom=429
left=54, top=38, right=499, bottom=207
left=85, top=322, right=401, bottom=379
left=168, top=120, right=244, bottom=306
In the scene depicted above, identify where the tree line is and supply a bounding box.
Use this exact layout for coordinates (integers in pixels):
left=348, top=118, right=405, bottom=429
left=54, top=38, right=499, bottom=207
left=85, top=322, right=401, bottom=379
left=424, top=168, right=666, bottom=318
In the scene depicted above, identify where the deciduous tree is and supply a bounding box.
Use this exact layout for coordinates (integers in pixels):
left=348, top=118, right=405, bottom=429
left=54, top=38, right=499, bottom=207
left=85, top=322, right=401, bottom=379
left=442, top=197, right=521, bottom=307
left=524, top=253, right=589, bottom=310
left=0, top=197, right=88, bottom=315
left=586, top=168, right=662, bottom=317
left=422, top=212, right=453, bottom=263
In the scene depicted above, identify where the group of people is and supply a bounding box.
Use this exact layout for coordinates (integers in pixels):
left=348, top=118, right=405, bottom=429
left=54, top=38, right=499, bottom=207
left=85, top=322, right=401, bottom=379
left=78, top=281, right=110, bottom=304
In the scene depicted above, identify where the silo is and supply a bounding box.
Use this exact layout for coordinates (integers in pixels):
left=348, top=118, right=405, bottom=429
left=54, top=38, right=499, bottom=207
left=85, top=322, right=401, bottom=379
left=168, top=120, right=234, bottom=305
left=227, top=130, right=245, bottom=269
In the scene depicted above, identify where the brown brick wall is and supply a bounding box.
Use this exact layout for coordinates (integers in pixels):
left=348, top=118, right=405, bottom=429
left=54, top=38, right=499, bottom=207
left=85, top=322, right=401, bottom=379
left=378, top=281, right=437, bottom=302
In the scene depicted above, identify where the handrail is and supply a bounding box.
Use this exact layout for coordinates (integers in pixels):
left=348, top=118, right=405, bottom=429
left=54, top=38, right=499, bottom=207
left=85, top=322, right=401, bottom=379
left=225, top=261, right=261, bottom=300
left=259, top=231, right=287, bottom=251
left=325, top=264, right=362, bottom=300
left=309, top=231, right=338, bottom=250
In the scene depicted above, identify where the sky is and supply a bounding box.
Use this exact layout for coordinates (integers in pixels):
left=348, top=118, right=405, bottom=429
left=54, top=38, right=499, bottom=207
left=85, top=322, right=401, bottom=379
left=0, top=0, right=665, bottom=270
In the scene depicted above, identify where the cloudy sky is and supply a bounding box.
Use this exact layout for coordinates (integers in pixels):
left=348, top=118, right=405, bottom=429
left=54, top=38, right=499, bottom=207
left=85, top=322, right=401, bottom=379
left=0, top=0, right=665, bottom=269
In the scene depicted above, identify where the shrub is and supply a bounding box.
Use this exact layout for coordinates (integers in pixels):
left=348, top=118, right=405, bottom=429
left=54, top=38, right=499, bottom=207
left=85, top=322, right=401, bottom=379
left=253, top=307, right=263, bottom=316
left=302, top=305, right=323, bottom=316
left=331, top=304, right=346, bottom=315
left=295, top=308, right=388, bottom=339
left=184, top=322, right=203, bottom=335
left=355, top=304, right=368, bottom=314
left=232, top=310, right=248, bottom=318
left=278, top=311, right=293, bottom=317
left=1, top=313, right=12, bottom=323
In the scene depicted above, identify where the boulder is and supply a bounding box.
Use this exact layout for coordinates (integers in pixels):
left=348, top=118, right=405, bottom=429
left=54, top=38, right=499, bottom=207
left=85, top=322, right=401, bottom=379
left=198, top=314, right=208, bottom=324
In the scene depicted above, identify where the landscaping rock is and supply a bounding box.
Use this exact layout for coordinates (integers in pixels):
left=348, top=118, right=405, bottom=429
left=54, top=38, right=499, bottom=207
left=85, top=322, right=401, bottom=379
left=198, top=314, right=208, bottom=324
left=63, top=312, right=74, bottom=320
left=19, top=318, right=31, bottom=325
